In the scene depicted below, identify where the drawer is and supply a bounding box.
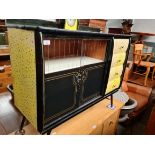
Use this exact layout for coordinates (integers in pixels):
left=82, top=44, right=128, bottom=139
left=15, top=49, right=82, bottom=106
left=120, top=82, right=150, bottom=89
left=113, top=39, right=129, bottom=53
left=0, top=77, right=12, bottom=87
left=105, top=77, right=121, bottom=94
left=102, top=110, right=120, bottom=135
left=0, top=66, right=12, bottom=78
left=0, top=60, right=11, bottom=66
left=89, top=120, right=103, bottom=135
left=0, top=48, right=10, bottom=55
left=108, top=65, right=123, bottom=80
left=0, top=87, right=8, bottom=93
left=0, top=71, right=12, bottom=78
left=111, top=53, right=126, bottom=67
left=50, top=106, right=105, bottom=135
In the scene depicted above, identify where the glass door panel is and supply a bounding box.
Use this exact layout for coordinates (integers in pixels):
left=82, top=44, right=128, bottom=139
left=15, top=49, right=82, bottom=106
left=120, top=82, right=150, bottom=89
left=80, top=39, right=108, bottom=104
left=42, top=36, right=83, bottom=74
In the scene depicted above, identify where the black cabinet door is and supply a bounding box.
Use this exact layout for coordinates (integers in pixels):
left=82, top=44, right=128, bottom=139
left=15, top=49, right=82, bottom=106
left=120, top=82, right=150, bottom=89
left=80, top=63, right=105, bottom=105
left=44, top=70, right=80, bottom=124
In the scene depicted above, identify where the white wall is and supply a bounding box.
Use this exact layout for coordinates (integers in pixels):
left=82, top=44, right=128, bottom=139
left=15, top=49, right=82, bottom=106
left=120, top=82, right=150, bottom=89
left=106, top=19, right=122, bottom=28
left=132, top=19, right=155, bottom=42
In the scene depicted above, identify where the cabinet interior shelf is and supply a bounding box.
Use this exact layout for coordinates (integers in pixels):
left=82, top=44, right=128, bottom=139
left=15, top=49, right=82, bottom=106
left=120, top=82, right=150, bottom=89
left=45, top=56, right=103, bottom=74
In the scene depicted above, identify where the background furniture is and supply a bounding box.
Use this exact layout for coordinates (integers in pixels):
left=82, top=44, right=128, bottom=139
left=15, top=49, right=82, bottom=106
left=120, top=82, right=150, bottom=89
left=108, top=28, right=123, bottom=34
left=0, top=46, right=11, bottom=93
left=0, top=65, right=12, bottom=93
left=51, top=98, right=123, bottom=135
left=8, top=24, right=130, bottom=134
left=131, top=31, right=155, bottom=44
left=0, top=20, right=12, bottom=93
left=0, top=19, right=7, bottom=32
left=122, top=68, right=152, bottom=118
left=133, top=43, right=155, bottom=86
left=145, top=102, right=155, bottom=135
left=78, top=19, right=107, bottom=32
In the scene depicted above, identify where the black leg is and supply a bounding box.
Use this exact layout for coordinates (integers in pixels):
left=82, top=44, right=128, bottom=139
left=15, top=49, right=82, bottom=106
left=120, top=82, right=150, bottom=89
left=111, top=94, right=113, bottom=107
left=47, top=130, right=51, bottom=135
left=20, top=116, right=26, bottom=131
left=107, top=94, right=115, bottom=110
left=15, top=116, right=26, bottom=135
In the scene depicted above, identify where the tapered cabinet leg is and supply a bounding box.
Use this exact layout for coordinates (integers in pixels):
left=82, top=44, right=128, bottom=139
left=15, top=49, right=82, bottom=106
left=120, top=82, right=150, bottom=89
left=107, top=94, right=116, bottom=110
left=15, top=116, right=26, bottom=135
left=47, top=130, right=51, bottom=135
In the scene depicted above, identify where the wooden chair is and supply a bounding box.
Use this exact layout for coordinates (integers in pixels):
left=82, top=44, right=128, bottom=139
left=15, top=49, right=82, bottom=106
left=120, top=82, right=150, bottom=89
left=133, top=43, right=155, bottom=86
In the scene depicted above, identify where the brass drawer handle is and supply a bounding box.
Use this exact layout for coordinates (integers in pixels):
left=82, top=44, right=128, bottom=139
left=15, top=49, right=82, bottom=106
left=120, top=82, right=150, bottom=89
left=109, top=121, right=113, bottom=126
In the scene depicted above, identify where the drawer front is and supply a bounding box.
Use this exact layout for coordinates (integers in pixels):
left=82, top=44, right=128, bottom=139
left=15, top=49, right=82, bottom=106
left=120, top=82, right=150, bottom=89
left=108, top=65, right=123, bottom=80
left=51, top=120, right=103, bottom=135
left=105, top=77, right=121, bottom=94
left=111, top=53, right=126, bottom=67
left=89, top=120, right=103, bottom=135
left=0, top=87, right=7, bottom=93
left=113, top=39, right=129, bottom=53
left=0, top=71, right=12, bottom=79
left=0, top=48, right=10, bottom=55
left=0, top=77, right=12, bottom=87
left=0, top=77, right=12, bottom=93
left=102, top=110, right=120, bottom=135
left=0, top=66, right=11, bottom=76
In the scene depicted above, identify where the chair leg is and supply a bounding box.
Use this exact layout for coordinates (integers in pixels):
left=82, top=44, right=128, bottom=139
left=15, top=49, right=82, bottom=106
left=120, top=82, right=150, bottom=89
left=144, top=67, right=150, bottom=86
left=152, top=67, right=155, bottom=80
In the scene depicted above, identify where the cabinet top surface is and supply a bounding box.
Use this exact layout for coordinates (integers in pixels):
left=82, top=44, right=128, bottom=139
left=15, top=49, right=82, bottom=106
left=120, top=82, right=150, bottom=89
left=7, top=24, right=131, bottom=38
left=50, top=98, right=123, bottom=134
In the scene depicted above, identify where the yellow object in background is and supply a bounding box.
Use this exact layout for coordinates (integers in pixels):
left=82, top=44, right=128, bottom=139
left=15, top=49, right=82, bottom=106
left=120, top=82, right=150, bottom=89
left=65, top=19, right=78, bottom=30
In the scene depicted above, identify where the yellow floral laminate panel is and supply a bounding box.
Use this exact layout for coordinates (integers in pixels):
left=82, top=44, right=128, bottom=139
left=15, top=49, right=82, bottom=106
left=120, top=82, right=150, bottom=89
left=113, top=39, right=129, bottom=53
left=8, top=28, right=37, bottom=129
left=108, top=65, right=123, bottom=80
left=105, top=77, right=121, bottom=94
left=105, top=39, right=129, bottom=94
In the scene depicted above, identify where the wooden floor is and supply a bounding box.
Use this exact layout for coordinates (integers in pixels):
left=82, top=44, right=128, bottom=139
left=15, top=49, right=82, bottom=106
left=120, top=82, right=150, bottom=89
left=0, top=92, right=22, bottom=135
left=129, top=73, right=155, bottom=88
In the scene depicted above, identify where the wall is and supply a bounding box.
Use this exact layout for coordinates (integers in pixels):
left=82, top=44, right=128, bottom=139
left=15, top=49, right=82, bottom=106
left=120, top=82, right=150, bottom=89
left=132, top=19, right=155, bottom=42
left=128, top=19, right=155, bottom=60
left=106, top=19, right=155, bottom=42
left=106, top=19, right=123, bottom=28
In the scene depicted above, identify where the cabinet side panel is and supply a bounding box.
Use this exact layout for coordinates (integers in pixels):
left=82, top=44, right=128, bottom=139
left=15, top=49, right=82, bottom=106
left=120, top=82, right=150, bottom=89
left=8, top=28, right=37, bottom=128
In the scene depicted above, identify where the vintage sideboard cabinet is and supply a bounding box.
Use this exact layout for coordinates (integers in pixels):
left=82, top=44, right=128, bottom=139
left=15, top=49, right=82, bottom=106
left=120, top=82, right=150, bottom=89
left=7, top=25, right=131, bottom=134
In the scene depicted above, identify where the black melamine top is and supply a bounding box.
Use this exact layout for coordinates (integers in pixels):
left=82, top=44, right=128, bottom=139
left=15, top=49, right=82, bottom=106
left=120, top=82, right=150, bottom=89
left=7, top=24, right=132, bottom=39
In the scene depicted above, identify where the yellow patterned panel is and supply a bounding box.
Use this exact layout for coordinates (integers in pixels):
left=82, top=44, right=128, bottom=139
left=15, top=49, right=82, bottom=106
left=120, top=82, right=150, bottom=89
left=105, top=77, right=121, bottom=94
left=105, top=39, right=129, bottom=94
left=8, top=28, right=37, bottom=129
left=108, top=65, right=123, bottom=80
left=113, top=39, right=129, bottom=53
left=111, top=53, right=126, bottom=67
